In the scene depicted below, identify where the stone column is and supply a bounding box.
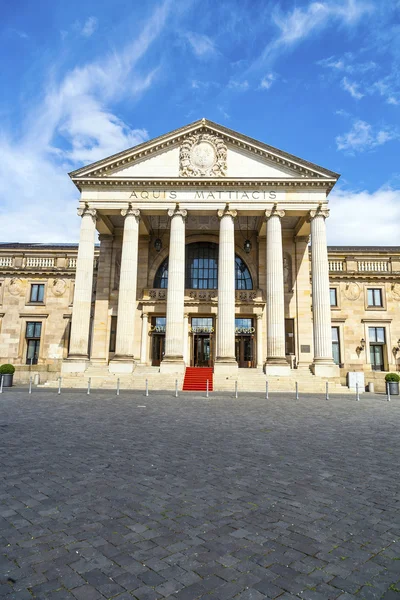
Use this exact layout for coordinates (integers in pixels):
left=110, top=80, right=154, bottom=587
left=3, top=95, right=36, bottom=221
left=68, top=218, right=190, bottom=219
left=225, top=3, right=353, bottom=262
left=140, top=313, right=148, bottom=364
left=160, top=207, right=187, bottom=373
left=265, top=208, right=290, bottom=375
left=110, top=206, right=140, bottom=373
left=183, top=313, right=189, bottom=365
left=215, top=207, right=238, bottom=374
left=256, top=314, right=263, bottom=368
left=67, top=207, right=97, bottom=364
left=91, top=234, right=113, bottom=363
left=309, top=209, right=338, bottom=377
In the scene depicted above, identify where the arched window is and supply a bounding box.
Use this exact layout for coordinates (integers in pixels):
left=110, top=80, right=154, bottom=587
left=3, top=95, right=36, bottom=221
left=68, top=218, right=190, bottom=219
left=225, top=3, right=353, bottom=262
left=153, top=242, right=253, bottom=290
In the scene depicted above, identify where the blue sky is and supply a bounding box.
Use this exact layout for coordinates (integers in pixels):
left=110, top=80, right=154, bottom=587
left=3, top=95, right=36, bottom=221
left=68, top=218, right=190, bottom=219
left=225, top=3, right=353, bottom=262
left=0, top=0, right=399, bottom=244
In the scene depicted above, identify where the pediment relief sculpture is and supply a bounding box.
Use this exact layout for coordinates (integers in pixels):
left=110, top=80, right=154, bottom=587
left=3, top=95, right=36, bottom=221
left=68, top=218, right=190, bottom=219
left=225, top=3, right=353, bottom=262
left=180, top=133, right=227, bottom=177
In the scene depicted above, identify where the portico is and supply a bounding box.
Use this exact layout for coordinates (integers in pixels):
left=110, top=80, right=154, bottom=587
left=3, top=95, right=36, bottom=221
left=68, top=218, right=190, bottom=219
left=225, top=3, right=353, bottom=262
left=62, top=118, right=340, bottom=386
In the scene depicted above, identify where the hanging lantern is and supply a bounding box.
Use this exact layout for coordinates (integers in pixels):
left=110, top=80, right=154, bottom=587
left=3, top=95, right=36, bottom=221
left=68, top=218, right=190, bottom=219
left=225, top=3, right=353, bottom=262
left=244, top=239, right=252, bottom=254
left=154, top=238, right=162, bottom=252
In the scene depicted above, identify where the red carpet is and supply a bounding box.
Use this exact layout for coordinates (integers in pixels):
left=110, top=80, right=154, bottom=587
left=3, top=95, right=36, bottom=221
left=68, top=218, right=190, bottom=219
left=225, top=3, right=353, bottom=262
left=182, top=367, right=213, bottom=391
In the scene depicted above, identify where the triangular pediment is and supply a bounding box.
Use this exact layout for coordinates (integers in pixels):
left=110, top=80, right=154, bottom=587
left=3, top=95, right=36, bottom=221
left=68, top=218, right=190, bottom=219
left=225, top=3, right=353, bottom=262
left=69, top=118, right=339, bottom=185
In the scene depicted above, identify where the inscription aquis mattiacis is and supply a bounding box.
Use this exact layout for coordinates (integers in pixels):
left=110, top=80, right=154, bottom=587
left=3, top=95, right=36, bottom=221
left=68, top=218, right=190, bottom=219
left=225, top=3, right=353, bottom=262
left=128, top=189, right=277, bottom=201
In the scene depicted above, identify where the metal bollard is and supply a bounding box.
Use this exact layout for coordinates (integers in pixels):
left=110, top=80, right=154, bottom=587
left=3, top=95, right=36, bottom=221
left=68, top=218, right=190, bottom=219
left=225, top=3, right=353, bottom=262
left=87, top=377, right=91, bottom=395
left=145, top=379, right=149, bottom=397
left=356, top=382, right=360, bottom=401
left=58, top=376, right=62, bottom=395
left=387, top=382, right=391, bottom=402
left=206, top=379, right=209, bottom=398
left=295, top=381, right=299, bottom=400
left=116, top=378, right=120, bottom=396
left=175, top=379, right=178, bottom=398
left=235, top=380, right=238, bottom=398
left=0, top=377, right=3, bottom=394
left=326, top=381, right=329, bottom=401
left=29, top=376, right=32, bottom=395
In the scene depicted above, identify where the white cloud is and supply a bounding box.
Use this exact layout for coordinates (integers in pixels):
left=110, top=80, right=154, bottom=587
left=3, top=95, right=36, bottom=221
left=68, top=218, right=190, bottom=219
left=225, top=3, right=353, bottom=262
left=0, top=1, right=172, bottom=242
left=81, top=17, right=98, bottom=37
left=328, top=186, right=400, bottom=245
left=336, top=119, right=399, bottom=152
left=228, top=79, right=249, bottom=91
left=318, top=54, right=376, bottom=73
left=259, top=73, right=276, bottom=90
left=264, top=0, right=373, bottom=57
left=184, top=32, right=216, bottom=58
left=341, top=76, right=364, bottom=99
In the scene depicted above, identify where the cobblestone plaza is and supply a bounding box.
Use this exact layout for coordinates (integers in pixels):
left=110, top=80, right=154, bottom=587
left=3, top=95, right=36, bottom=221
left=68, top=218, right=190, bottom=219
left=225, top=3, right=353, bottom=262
left=1, top=391, right=400, bottom=599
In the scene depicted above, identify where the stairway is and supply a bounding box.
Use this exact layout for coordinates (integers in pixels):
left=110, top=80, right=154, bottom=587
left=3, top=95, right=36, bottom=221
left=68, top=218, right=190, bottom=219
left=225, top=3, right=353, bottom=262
left=183, top=367, right=213, bottom=391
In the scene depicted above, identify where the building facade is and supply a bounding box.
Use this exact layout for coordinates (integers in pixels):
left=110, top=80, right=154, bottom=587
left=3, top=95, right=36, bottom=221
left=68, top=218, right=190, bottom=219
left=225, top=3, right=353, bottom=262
left=0, top=120, right=399, bottom=390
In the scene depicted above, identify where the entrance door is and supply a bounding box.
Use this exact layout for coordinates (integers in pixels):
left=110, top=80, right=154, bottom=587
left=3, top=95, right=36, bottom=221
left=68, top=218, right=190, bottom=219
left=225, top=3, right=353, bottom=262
left=235, top=336, right=254, bottom=368
left=151, top=317, right=166, bottom=366
left=191, top=317, right=214, bottom=367
left=194, top=335, right=211, bottom=367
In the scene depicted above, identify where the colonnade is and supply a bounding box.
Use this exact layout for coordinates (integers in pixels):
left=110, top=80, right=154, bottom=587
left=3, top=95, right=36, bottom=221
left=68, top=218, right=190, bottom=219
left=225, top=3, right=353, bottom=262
left=67, top=204, right=336, bottom=375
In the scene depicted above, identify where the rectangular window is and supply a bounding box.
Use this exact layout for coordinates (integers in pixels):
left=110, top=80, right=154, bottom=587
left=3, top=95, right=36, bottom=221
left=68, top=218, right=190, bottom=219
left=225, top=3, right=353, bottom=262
left=369, top=326, right=385, bottom=371
left=332, top=326, right=340, bottom=365
left=367, top=288, right=383, bottom=307
left=330, top=288, right=338, bottom=306
left=26, top=321, right=42, bottom=365
left=30, top=284, right=45, bottom=303
left=109, top=316, right=117, bottom=353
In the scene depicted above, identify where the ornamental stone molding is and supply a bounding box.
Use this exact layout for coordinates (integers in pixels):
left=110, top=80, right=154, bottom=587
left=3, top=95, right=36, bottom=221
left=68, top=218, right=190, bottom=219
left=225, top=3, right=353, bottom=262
left=167, top=207, right=188, bottom=219
left=77, top=207, right=97, bottom=219
left=344, top=282, right=361, bottom=301
left=265, top=207, right=285, bottom=219
left=51, top=278, right=67, bottom=297
left=217, top=208, right=237, bottom=220
left=121, top=206, right=141, bottom=219
left=8, top=278, right=24, bottom=296
left=180, top=133, right=227, bottom=177
left=391, top=283, right=400, bottom=301
left=308, top=208, right=330, bottom=221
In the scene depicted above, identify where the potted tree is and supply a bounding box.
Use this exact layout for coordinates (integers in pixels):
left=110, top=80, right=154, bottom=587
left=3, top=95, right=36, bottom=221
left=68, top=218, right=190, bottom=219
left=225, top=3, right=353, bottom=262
left=385, top=373, right=400, bottom=396
left=0, top=364, right=15, bottom=387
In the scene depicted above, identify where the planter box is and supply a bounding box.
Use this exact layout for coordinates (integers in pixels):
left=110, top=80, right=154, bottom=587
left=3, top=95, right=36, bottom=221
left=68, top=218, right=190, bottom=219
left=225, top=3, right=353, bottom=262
left=387, top=381, right=399, bottom=395
left=1, top=374, right=13, bottom=387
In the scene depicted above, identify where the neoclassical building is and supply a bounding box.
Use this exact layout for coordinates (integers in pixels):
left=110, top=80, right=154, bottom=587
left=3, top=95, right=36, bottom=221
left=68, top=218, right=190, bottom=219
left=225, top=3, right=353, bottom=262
left=0, top=119, right=399, bottom=391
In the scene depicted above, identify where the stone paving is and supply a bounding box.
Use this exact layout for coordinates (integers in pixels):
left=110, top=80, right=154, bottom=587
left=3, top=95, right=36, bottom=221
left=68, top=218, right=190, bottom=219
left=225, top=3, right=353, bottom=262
left=0, top=389, right=400, bottom=600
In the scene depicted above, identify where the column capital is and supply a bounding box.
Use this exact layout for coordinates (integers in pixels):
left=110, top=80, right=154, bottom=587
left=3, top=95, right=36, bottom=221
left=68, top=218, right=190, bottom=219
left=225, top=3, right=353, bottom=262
left=256, top=314, right=263, bottom=320
left=141, top=312, right=148, bottom=319
left=77, top=206, right=97, bottom=219
left=217, top=205, right=237, bottom=219
left=308, top=207, right=330, bottom=221
left=265, top=206, right=285, bottom=219
left=168, top=206, right=187, bottom=219
left=121, top=205, right=141, bottom=219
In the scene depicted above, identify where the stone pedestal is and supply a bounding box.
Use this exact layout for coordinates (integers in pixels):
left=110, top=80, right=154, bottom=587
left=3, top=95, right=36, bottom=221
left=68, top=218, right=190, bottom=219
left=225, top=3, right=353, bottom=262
left=214, top=208, right=238, bottom=375
left=265, top=208, right=290, bottom=376
left=65, top=207, right=97, bottom=370
left=160, top=207, right=187, bottom=374
left=309, top=209, right=339, bottom=377
left=109, top=207, right=140, bottom=374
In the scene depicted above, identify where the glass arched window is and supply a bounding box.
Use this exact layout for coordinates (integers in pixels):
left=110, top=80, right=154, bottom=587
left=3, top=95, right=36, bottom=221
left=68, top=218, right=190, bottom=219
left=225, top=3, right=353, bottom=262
left=154, top=242, right=253, bottom=290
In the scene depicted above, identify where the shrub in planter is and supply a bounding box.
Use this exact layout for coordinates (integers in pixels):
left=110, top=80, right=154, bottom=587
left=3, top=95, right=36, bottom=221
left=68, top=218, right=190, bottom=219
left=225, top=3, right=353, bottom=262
left=385, top=373, right=400, bottom=395
left=0, top=364, right=15, bottom=387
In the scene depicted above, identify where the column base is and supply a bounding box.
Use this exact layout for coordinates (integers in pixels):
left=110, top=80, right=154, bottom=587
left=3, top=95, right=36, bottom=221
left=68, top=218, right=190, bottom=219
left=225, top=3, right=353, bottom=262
left=265, top=357, right=290, bottom=376
left=62, top=357, right=89, bottom=374
left=109, top=356, right=136, bottom=374
left=160, top=357, right=185, bottom=375
left=311, top=360, right=340, bottom=378
left=214, top=358, right=238, bottom=376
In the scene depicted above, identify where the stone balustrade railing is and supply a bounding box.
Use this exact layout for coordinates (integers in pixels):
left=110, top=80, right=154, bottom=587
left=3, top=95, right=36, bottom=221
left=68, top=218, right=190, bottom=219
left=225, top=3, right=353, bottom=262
left=328, top=260, right=345, bottom=271
left=357, top=260, right=389, bottom=272
left=26, top=257, right=55, bottom=268
left=0, top=257, right=13, bottom=267
left=0, top=255, right=79, bottom=269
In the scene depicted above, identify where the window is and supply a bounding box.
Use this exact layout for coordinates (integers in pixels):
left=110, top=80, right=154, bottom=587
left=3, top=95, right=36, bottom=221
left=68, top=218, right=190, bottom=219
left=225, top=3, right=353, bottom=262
left=30, top=284, right=45, bottom=303
left=330, top=288, right=338, bottom=307
left=109, top=316, right=117, bottom=353
left=26, top=321, right=42, bottom=365
left=369, top=326, right=385, bottom=371
left=154, top=242, right=253, bottom=290
left=332, top=327, right=340, bottom=365
left=367, top=288, right=383, bottom=307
